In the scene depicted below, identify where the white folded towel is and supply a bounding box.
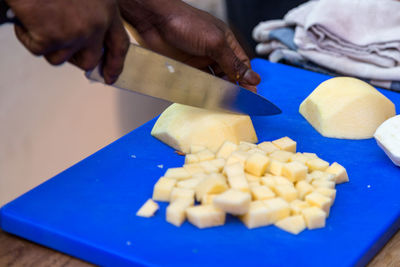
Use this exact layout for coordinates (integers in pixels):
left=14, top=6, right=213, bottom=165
left=253, top=0, right=400, bottom=89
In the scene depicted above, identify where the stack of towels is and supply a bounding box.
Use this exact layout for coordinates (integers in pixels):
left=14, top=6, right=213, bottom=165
left=253, top=0, right=400, bottom=91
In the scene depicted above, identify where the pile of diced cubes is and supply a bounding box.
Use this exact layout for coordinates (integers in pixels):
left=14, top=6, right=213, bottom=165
left=136, top=137, right=349, bottom=234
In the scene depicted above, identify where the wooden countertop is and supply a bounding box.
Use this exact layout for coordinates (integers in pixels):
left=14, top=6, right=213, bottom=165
left=0, top=229, right=399, bottom=266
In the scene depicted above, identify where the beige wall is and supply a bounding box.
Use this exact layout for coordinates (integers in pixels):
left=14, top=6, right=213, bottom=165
left=0, top=25, right=169, bottom=206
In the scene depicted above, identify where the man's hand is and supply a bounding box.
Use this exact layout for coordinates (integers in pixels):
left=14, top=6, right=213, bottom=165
left=118, top=0, right=261, bottom=92
left=6, top=0, right=129, bottom=84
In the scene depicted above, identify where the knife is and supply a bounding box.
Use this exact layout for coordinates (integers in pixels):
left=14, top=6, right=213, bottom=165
left=86, top=44, right=281, bottom=116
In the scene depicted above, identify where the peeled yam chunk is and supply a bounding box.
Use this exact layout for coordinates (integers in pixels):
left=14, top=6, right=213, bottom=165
left=299, top=77, right=396, bottom=139
left=275, top=215, right=306, bottom=235
left=186, top=205, right=225, bottom=229
left=374, top=115, right=400, bottom=167
left=166, top=198, right=193, bottom=227
left=151, top=103, right=258, bottom=153
left=213, top=189, right=251, bottom=215
left=136, top=199, right=159, bottom=218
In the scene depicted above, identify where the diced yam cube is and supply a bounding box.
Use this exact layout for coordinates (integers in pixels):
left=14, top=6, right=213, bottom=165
left=153, top=177, right=177, bottom=202
left=170, top=188, right=195, bottom=204
left=306, top=158, right=329, bottom=172
left=166, top=198, right=193, bottom=227
left=245, top=173, right=260, bottom=182
left=247, top=148, right=268, bottom=155
left=186, top=205, right=225, bottom=229
left=306, top=171, right=336, bottom=183
left=274, top=185, right=298, bottom=202
left=272, top=176, right=293, bottom=186
left=289, top=153, right=309, bottom=164
left=225, top=162, right=244, bottom=176
left=198, top=161, right=218, bottom=174
left=177, top=177, right=204, bottom=189
left=216, top=141, right=238, bottom=159
left=183, top=164, right=204, bottom=175
left=249, top=181, right=261, bottom=187
left=268, top=160, right=285, bottom=176
left=226, top=151, right=250, bottom=167
left=305, top=192, right=332, bottom=216
left=258, top=141, right=280, bottom=154
left=245, top=153, right=270, bottom=176
left=263, top=198, right=291, bottom=222
left=240, top=201, right=271, bottom=229
left=282, top=161, right=308, bottom=182
left=164, top=167, right=191, bottom=180
left=185, top=154, right=199, bottom=164
left=302, top=152, right=318, bottom=160
left=275, top=215, right=306, bottom=235
left=269, top=150, right=293, bottom=162
left=238, top=141, right=257, bottom=151
left=295, top=181, right=314, bottom=199
left=209, top=158, right=226, bottom=172
left=195, top=174, right=228, bottom=201
left=228, top=175, right=250, bottom=192
left=261, top=176, right=275, bottom=188
left=213, top=189, right=251, bottom=215
left=312, top=180, right=335, bottom=189
left=190, top=144, right=206, bottom=154
left=196, top=149, right=215, bottom=161
left=136, top=199, right=159, bottom=218
left=250, top=185, right=275, bottom=200
left=326, top=162, right=349, bottom=184
left=302, top=207, right=326, bottom=229
left=201, top=194, right=218, bottom=205
left=290, top=199, right=310, bottom=215
left=314, top=188, right=336, bottom=204
left=272, top=137, right=297, bottom=153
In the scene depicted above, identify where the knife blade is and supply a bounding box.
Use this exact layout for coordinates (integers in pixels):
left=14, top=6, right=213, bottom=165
left=86, top=44, right=281, bottom=116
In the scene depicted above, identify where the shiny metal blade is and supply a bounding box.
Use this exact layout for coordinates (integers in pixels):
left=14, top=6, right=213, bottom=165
left=87, top=44, right=281, bottom=116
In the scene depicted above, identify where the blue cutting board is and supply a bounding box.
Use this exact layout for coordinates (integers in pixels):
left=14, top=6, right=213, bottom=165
left=1, top=59, right=400, bottom=267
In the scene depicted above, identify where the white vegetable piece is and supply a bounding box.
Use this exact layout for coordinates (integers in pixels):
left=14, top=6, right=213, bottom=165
left=201, top=194, right=218, bottom=205
left=250, top=185, right=275, bottom=200
left=312, top=180, right=335, bottom=189
left=225, top=162, right=249, bottom=192
left=151, top=103, right=258, bottom=153
left=268, top=160, right=285, bottom=176
left=195, top=174, right=228, bottom=201
left=275, top=215, right=306, bottom=235
left=170, top=188, right=195, bottom=204
left=289, top=153, right=309, bottom=164
left=185, top=154, right=199, bottom=164
left=136, top=199, right=159, bottom=218
left=290, top=199, right=310, bottom=215
left=295, top=181, right=314, bottom=200
left=314, top=188, right=336, bottom=204
left=164, top=167, right=191, bottom=180
left=190, top=145, right=206, bottom=154
left=269, top=150, right=293, bottom=162
left=196, top=149, right=215, bottom=162
left=299, top=77, right=396, bottom=139
left=326, top=162, right=349, bottom=184
left=245, top=153, right=270, bottom=176
left=240, top=201, right=272, bottom=229
left=272, top=137, right=297, bottom=153
left=306, top=158, right=329, bottom=172
left=305, top=192, right=332, bottom=216
left=177, top=176, right=204, bottom=190
left=282, top=161, right=308, bottom=182
left=186, top=205, right=225, bottom=229
left=274, top=185, right=298, bottom=202
left=374, top=115, right=400, bottom=167
left=302, top=207, right=326, bottom=229
left=152, top=177, right=177, bottom=202
left=213, top=189, right=251, bottom=215
left=257, top=141, right=279, bottom=154
left=166, top=198, right=193, bottom=227
left=183, top=164, right=204, bottom=175
left=216, top=141, right=238, bottom=159
left=263, top=198, right=291, bottom=223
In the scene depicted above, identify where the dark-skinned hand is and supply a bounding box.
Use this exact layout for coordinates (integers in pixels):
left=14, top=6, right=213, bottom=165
left=118, top=0, right=261, bottom=92
left=6, top=0, right=130, bottom=84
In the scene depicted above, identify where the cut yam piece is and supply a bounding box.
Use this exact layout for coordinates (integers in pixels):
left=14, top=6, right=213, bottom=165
left=299, top=77, right=396, bottom=139
left=301, top=207, right=326, bottom=229
left=152, top=177, right=177, bottom=202
left=166, top=198, right=193, bottom=227
left=275, top=215, right=306, bottom=235
left=245, top=153, right=270, bottom=176
left=326, top=162, right=349, bottom=184
left=240, top=201, right=272, bottom=229
left=374, top=115, right=400, bottom=167
left=272, top=137, right=297, bottom=153
left=186, top=205, right=225, bottom=229
left=213, top=189, right=251, bottom=215
left=258, top=142, right=279, bottom=154
left=151, top=103, right=258, bottom=153
left=136, top=199, right=159, bottom=218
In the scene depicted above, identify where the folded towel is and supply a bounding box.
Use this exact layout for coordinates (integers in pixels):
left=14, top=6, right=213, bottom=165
left=253, top=0, right=400, bottom=92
